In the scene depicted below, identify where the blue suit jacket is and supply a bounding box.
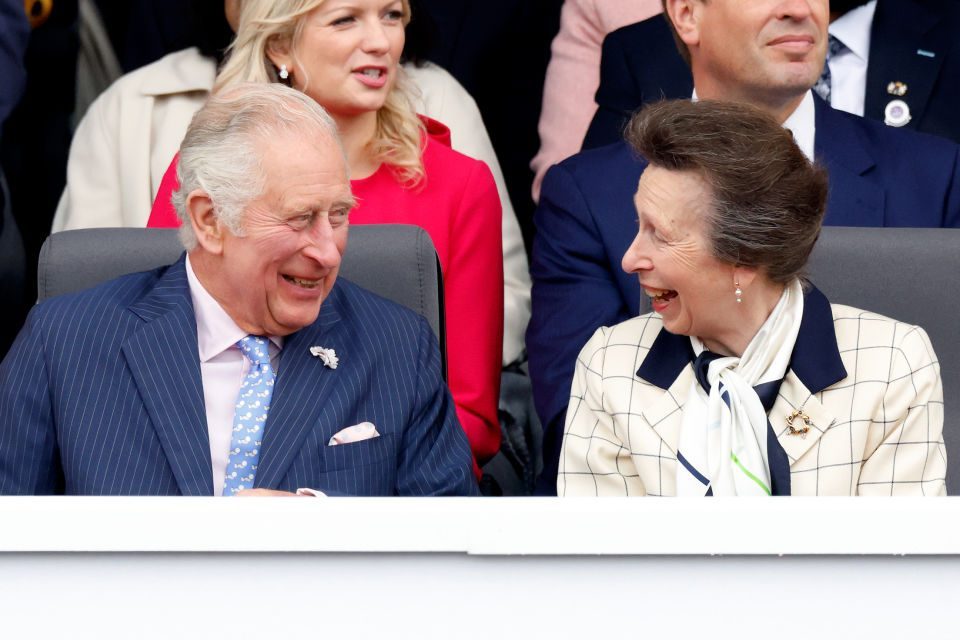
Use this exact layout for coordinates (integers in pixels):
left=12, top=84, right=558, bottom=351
left=0, top=256, right=478, bottom=496
left=584, top=1, right=960, bottom=147
left=529, top=97, right=960, bottom=494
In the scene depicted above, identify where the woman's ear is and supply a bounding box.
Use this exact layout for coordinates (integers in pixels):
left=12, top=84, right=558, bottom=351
left=266, top=36, right=294, bottom=76
left=186, top=189, right=225, bottom=255
left=733, top=266, right=759, bottom=291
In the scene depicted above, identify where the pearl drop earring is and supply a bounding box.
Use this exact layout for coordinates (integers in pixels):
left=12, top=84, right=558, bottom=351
left=279, top=64, right=289, bottom=80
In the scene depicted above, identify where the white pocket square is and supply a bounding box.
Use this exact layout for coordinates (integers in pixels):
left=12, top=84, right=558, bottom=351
left=328, top=422, right=380, bottom=446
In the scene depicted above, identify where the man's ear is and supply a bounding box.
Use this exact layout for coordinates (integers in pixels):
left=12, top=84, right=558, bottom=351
left=665, top=0, right=702, bottom=48
left=185, top=189, right=225, bottom=255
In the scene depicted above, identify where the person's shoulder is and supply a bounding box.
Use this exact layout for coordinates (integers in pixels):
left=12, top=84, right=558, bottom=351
left=603, top=12, right=674, bottom=56
left=823, top=104, right=960, bottom=160
left=420, top=127, right=495, bottom=185
left=829, top=303, right=933, bottom=355
left=329, top=277, right=431, bottom=337
left=98, top=47, right=214, bottom=98
left=584, top=312, right=664, bottom=353
left=421, top=125, right=482, bottom=167
left=404, top=61, right=457, bottom=89
left=30, top=266, right=168, bottom=331
left=552, top=139, right=644, bottom=180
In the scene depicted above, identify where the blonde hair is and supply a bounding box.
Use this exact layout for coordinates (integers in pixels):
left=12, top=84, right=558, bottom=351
left=215, top=0, right=425, bottom=186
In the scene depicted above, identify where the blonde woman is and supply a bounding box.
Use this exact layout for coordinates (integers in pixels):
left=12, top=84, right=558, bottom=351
left=148, top=0, right=503, bottom=475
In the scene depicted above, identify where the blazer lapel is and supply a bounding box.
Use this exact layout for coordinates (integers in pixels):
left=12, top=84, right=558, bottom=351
left=865, top=0, right=943, bottom=128
left=253, top=287, right=344, bottom=489
left=122, top=256, right=213, bottom=496
left=641, top=366, right=695, bottom=457
left=772, top=286, right=847, bottom=465
left=637, top=329, right=697, bottom=456
left=815, top=97, right=886, bottom=226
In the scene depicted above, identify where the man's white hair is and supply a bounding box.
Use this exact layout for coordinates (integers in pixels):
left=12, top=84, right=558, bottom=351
left=171, top=82, right=345, bottom=250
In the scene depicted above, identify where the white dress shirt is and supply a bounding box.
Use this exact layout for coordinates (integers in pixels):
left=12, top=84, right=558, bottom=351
left=781, top=91, right=817, bottom=162
left=692, top=89, right=816, bottom=162
left=827, top=0, right=877, bottom=117
left=185, top=255, right=283, bottom=496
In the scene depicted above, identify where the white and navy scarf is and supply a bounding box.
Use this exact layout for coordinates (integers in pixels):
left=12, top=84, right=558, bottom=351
left=676, top=279, right=804, bottom=496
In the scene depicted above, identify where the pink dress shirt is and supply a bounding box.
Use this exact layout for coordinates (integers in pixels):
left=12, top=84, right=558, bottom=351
left=531, top=0, right=661, bottom=201
left=185, top=255, right=283, bottom=496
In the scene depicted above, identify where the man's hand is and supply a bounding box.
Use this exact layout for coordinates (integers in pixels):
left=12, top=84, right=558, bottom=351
left=234, top=488, right=303, bottom=497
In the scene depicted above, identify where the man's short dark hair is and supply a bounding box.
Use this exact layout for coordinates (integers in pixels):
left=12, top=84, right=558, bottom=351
left=626, top=99, right=829, bottom=284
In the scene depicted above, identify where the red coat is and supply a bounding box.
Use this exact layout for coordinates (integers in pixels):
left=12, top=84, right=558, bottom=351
left=146, top=117, right=504, bottom=475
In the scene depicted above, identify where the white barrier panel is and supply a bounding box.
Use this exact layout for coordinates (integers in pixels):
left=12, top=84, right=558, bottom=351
left=1, top=497, right=959, bottom=637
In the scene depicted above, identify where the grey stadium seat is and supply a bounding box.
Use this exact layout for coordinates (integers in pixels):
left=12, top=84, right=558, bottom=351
left=36, top=225, right=446, bottom=372
left=808, top=226, right=960, bottom=493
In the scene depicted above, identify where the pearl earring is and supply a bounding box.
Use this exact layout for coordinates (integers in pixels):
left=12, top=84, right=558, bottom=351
left=735, top=280, right=742, bottom=304
left=279, top=64, right=289, bottom=80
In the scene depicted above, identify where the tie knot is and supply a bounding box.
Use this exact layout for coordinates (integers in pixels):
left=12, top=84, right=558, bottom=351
left=827, top=34, right=847, bottom=58
left=237, top=335, right=271, bottom=366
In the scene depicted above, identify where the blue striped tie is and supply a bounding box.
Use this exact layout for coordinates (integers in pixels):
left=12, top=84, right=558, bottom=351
left=223, top=336, right=275, bottom=496
left=813, top=34, right=847, bottom=103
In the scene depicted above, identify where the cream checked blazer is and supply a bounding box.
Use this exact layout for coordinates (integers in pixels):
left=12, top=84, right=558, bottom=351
left=559, top=289, right=947, bottom=496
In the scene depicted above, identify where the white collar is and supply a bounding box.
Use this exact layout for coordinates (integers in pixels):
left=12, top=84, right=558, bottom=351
left=828, top=0, right=877, bottom=64
left=185, top=254, right=283, bottom=362
left=781, top=91, right=816, bottom=163
left=690, top=89, right=816, bottom=162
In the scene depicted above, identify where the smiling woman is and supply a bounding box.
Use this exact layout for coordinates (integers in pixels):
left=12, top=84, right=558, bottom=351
left=145, top=0, right=504, bottom=476
left=558, top=99, right=947, bottom=497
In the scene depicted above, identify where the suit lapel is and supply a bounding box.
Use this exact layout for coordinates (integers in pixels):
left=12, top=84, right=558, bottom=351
left=865, top=0, right=943, bottom=128
left=254, top=286, right=344, bottom=489
left=637, top=329, right=696, bottom=456
left=773, top=286, right=847, bottom=465
left=815, top=98, right=886, bottom=226
left=122, top=256, right=213, bottom=496
left=641, top=365, right=694, bottom=457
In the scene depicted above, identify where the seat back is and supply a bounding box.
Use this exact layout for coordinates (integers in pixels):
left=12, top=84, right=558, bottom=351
left=808, top=226, right=960, bottom=493
left=37, top=225, right=446, bottom=368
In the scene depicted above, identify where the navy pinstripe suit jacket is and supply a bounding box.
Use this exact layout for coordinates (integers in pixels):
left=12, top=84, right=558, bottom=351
left=0, top=255, right=478, bottom=496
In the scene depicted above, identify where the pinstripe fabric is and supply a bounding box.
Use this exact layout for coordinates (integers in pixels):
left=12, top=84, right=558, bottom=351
left=559, top=291, right=947, bottom=497
left=0, top=255, right=477, bottom=496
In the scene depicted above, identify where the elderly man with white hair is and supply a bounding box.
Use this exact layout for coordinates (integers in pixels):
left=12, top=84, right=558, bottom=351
left=0, top=82, right=477, bottom=497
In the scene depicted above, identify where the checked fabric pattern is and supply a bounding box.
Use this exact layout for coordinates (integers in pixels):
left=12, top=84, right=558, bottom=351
left=223, top=336, right=275, bottom=496
left=558, top=306, right=946, bottom=497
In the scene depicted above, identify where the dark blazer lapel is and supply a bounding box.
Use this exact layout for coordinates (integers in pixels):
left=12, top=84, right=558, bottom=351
left=815, top=97, right=885, bottom=226
left=771, top=286, right=847, bottom=464
left=636, top=329, right=696, bottom=457
left=121, top=255, right=213, bottom=496
left=254, top=288, right=344, bottom=489
left=865, top=0, right=942, bottom=128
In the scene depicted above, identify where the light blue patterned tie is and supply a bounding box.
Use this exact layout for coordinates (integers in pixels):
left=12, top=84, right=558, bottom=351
left=813, top=34, right=847, bottom=103
left=223, top=335, right=275, bottom=496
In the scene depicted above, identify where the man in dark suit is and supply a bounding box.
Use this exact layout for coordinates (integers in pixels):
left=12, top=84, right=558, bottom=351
left=528, top=0, right=960, bottom=494
left=585, top=0, right=960, bottom=146
left=0, top=83, right=477, bottom=497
